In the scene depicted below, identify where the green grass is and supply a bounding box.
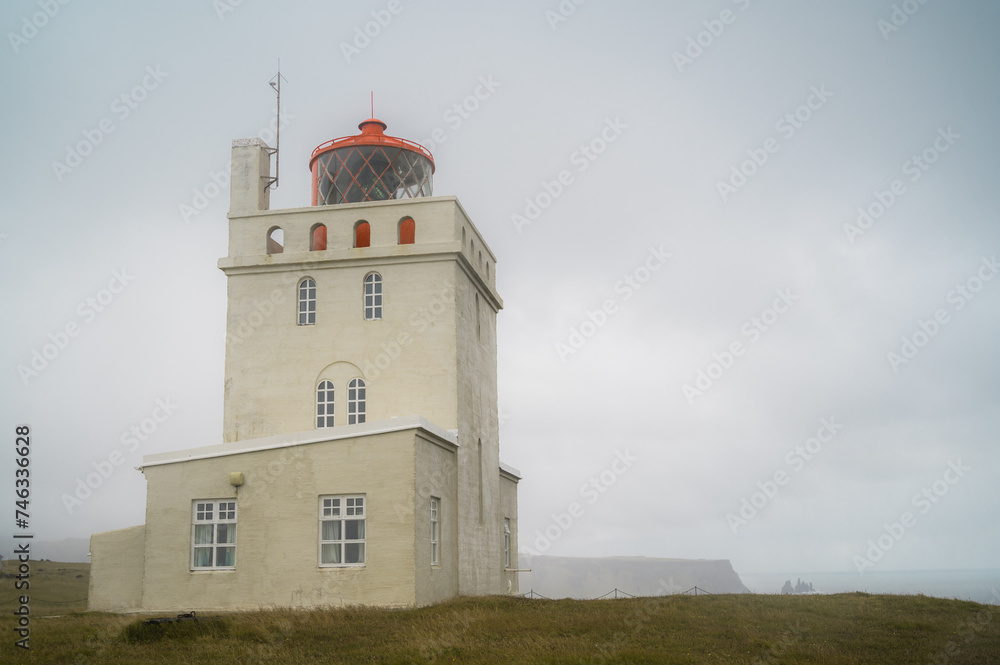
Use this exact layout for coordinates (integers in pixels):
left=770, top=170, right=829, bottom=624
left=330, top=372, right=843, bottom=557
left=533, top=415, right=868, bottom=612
left=0, top=558, right=89, bottom=614
left=1, top=562, right=998, bottom=663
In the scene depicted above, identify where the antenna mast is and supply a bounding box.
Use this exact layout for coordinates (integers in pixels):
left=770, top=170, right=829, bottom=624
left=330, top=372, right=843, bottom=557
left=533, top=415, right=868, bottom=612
left=266, top=61, right=287, bottom=190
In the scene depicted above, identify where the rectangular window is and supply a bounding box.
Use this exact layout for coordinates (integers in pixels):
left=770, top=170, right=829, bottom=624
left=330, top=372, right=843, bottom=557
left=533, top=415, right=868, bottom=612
left=191, top=500, right=237, bottom=570
left=319, top=495, right=366, bottom=566
left=504, top=518, right=511, bottom=569
left=430, top=497, right=440, bottom=566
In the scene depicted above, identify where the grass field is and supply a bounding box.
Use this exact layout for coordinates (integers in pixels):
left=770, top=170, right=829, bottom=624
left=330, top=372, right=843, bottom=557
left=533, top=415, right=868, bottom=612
left=1, top=561, right=998, bottom=664
left=0, top=558, right=89, bottom=614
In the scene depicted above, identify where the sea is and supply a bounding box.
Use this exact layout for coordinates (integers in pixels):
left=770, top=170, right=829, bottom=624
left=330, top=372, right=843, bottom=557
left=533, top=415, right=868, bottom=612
left=740, top=569, right=1000, bottom=606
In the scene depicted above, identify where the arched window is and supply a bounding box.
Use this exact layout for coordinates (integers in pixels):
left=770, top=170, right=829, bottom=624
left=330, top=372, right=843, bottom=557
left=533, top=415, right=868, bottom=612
left=267, top=227, right=284, bottom=254
left=355, top=221, right=371, bottom=248
left=348, top=378, right=366, bottom=425
left=462, top=227, right=466, bottom=250
left=364, top=273, right=382, bottom=320
left=399, top=217, right=415, bottom=245
left=298, top=278, right=316, bottom=325
left=316, top=380, right=334, bottom=428
left=311, top=224, right=327, bottom=251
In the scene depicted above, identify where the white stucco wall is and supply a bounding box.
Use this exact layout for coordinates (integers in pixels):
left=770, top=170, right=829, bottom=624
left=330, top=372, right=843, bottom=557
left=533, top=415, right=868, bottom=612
left=139, top=427, right=423, bottom=611
left=88, top=525, right=145, bottom=612
left=220, top=196, right=499, bottom=444
left=413, top=432, right=460, bottom=605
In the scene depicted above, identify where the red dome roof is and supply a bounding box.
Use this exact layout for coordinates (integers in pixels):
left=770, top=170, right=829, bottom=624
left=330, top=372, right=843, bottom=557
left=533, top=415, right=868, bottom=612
left=309, top=118, right=435, bottom=172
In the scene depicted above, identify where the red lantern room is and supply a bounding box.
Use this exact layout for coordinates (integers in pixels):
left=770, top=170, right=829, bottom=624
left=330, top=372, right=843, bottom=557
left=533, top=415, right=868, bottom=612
left=308, top=118, right=435, bottom=206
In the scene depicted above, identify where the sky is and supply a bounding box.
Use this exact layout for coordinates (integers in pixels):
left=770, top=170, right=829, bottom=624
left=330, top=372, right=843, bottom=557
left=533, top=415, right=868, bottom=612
left=1, top=0, right=998, bottom=578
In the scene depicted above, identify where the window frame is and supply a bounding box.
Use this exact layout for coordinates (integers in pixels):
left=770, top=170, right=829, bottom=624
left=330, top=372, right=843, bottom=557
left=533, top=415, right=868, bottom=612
left=348, top=378, right=366, bottom=425
left=191, top=500, right=237, bottom=571
left=504, top=517, right=511, bottom=569
left=430, top=497, right=440, bottom=567
left=298, top=278, right=316, bottom=326
left=319, top=495, right=366, bottom=567
left=317, top=380, right=335, bottom=428
left=364, top=272, right=383, bottom=320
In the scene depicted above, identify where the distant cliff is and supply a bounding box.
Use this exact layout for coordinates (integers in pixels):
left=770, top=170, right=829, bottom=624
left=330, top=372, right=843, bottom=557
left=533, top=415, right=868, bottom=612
left=519, top=555, right=749, bottom=598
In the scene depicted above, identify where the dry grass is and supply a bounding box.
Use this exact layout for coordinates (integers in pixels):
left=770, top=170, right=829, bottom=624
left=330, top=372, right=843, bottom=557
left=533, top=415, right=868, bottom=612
left=1, top=562, right=998, bottom=664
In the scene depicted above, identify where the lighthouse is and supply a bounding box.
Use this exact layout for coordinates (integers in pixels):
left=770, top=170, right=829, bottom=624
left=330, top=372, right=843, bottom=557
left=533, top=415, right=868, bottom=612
left=88, top=117, right=520, bottom=611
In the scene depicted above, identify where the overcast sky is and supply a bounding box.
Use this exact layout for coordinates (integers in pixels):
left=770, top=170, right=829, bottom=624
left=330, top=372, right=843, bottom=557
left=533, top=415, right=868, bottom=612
left=2, top=0, right=998, bottom=577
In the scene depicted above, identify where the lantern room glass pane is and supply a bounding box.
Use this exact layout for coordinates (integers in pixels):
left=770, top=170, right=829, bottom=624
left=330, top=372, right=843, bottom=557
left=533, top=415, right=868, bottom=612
left=317, top=146, right=433, bottom=205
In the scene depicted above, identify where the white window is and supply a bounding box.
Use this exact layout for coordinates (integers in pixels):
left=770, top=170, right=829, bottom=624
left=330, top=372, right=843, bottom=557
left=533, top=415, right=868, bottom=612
left=319, top=495, right=366, bottom=566
left=298, top=278, right=316, bottom=325
left=348, top=378, right=366, bottom=425
left=504, top=518, right=511, bottom=568
left=191, top=500, right=237, bottom=570
left=317, top=380, right=334, bottom=428
left=430, top=497, right=440, bottom=566
left=364, top=272, right=382, bottom=320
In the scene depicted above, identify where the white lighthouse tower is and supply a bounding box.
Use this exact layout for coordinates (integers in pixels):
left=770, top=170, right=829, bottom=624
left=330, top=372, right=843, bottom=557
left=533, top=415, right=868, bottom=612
left=88, top=117, right=520, bottom=611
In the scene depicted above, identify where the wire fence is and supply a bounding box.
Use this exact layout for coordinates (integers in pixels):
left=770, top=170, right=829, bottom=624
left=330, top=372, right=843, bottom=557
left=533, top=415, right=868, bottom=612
left=517, top=586, right=713, bottom=601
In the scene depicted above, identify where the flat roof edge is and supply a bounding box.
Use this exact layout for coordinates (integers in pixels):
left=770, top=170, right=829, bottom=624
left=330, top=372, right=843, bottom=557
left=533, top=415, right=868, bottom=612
left=141, top=416, right=456, bottom=469
left=500, top=461, right=522, bottom=480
